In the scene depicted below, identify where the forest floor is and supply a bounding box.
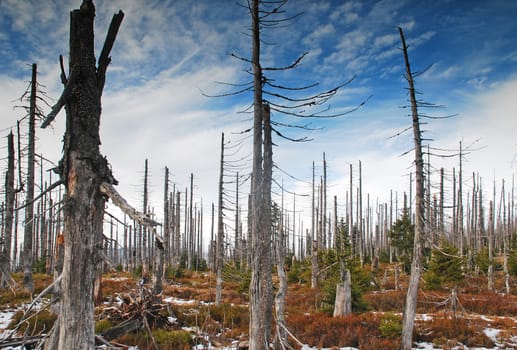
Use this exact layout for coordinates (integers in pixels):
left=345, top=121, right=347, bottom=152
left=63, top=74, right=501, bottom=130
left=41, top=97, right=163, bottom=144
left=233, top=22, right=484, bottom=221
left=1, top=263, right=517, bottom=349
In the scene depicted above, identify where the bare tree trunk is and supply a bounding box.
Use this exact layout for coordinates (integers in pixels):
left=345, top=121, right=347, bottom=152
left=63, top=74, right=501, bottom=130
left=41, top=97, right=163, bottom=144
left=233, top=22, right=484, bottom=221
left=235, top=172, right=240, bottom=265
left=349, top=164, right=354, bottom=256
left=142, top=159, right=149, bottom=277
left=163, top=167, right=170, bottom=269
left=359, top=160, right=363, bottom=265
left=188, top=173, right=194, bottom=270
left=175, top=190, right=181, bottom=267
left=274, top=216, right=287, bottom=349
left=152, top=233, right=164, bottom=295
left=502, top=182, right=510, bottom=294
left=216, top=133, right=225, bottom=306
left=1, top=132, right=15, bottom=288
left=323, top=153, right=327, bottom=249
left=333, top=268, right=352, bottom=317
left=42, top=2, right=123, bottom=348
left=488, top=200, right=494, bottom=291
left=311, top=161, right=318, bottom=289
left=399, top=27, right=426, bottom=350
left=23, top=63, right=37, bottom=293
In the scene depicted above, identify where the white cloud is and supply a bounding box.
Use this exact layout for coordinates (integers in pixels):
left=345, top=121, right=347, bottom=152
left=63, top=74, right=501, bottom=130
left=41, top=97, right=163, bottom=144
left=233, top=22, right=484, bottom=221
left=373, top=34, right=399, bottom=49
left=303, top=23, right=335, bottom=46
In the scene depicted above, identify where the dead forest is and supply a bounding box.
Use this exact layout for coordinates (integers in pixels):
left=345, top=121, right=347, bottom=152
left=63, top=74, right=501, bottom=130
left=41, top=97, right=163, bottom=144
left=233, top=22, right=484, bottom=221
left=1, top=1, right=517, bottom=350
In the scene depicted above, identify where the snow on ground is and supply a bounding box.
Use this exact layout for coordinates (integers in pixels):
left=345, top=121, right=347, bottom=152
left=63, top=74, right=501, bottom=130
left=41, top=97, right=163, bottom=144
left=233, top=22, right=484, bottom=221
left=1, top=304, right=516, bottom=350
left=0, top=308, right=16, bottom=340
left=163, top=296, right=197, bottom=305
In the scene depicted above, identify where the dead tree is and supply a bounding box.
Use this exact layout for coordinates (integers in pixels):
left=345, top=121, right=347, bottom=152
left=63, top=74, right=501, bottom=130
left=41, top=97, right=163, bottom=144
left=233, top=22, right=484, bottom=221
left=22, top=64, right=37, bottom=293
left=311, top=161, right=318, bottom=289
left=216, top=132, right=225, bottom=305
left=399, top=27, right=426, bottom=350
left=1, top=132, right=15, bottom=289
left=203, top=1, right=363, bottom=346
left=40, top=1, right=127, bottom=348
left=163, top=166, right=170, bottom=268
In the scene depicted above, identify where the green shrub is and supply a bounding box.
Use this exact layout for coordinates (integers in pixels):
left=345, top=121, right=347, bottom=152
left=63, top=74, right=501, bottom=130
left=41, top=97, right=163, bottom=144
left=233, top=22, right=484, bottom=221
left=33, top=258, right=47, bottom=274
left=95, top=319, right=112, bottom=334
left=423, top=241, right=465, bottom=290
left=287, top=258, right=309, bottom=284
left=318, top=250, right=372, bottom=313
left=379, top=313, right=402, bottom=338
left=153, top=329, right=193, bottom=348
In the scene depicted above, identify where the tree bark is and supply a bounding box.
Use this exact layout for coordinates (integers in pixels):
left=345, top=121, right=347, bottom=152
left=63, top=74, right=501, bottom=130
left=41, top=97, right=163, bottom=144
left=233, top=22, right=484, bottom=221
left=311, top=162, right=318, bottom=289
left=23, top=63, right=37, bottom=293
left=152, top=234, right=164, bottom=295
left=274, top=218, right=287, bottom=349
left=216, top=133, right=225, bottom=305
left=1, top=132, right=15, bottom=288
left=333, top=268, right=352, bottom=317
left=399, top=27, right=426, bottom=350
left=42, top=2, right=124, bottom=348
left=488, top=200, right=494, bottom=291
left=248, top=0, right=273, bottom=348
left=163, top=166, right=170, bottom=269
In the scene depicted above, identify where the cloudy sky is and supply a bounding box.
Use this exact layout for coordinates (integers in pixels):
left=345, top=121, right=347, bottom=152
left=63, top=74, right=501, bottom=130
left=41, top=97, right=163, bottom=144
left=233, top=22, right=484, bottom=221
left=1, top=0, right=516, bottom=242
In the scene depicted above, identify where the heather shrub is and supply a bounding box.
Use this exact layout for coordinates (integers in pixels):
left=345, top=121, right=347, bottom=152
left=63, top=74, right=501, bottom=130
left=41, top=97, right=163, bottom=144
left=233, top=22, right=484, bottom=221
left=287, top=312, right=381, bottom=348
left=415, top=315, right=494, bottom=348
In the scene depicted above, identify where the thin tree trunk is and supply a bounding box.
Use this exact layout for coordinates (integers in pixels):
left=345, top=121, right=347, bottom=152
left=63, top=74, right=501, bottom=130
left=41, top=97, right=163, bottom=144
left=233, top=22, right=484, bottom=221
left=359, top=160, right=363, bottom=265
left=1, top=132, right=15, bottom=287
left=399, top=27, right=426, bottom=350
left=142, top=159, right=149, bottom=277
left=175, top=190, right=181, bottom=267
left=274, top=215, right=287, bottom=349
left=188, top=173, right=194, bottom=269
left=311, top=162, right=318, bottom=289
left=488, top=200, right=494, bottom=291
left=23, top=63, right=37, bottom=293
left=216, top=133, right=225, bottom=306
left=163, top=167, right=170, bottom=269
left=323, top=153, right=327, bottom=249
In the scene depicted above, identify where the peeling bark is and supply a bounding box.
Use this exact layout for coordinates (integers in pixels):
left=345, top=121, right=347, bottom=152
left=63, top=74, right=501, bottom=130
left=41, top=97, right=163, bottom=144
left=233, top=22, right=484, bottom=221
left=42, top=2, right=124, bottom=348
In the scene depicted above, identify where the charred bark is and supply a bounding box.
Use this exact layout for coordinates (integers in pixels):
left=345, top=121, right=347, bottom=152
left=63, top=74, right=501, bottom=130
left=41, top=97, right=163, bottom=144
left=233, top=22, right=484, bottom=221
left=42, top=1, right=124, bottom=348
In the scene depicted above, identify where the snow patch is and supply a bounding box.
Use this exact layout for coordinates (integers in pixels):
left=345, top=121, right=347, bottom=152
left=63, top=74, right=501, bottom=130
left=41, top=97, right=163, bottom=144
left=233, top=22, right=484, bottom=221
left=163, top=296, right=197, bottom=305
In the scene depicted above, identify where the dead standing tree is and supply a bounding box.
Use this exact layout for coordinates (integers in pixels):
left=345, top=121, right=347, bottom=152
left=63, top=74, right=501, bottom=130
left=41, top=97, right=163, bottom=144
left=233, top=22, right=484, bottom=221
left=204, top=1, right=365, bottom=347
left=39, top=1, right=154, bottom=348
left=1, top=132, right=15, bottom=289
left=399, top=27, right=426, bottom=350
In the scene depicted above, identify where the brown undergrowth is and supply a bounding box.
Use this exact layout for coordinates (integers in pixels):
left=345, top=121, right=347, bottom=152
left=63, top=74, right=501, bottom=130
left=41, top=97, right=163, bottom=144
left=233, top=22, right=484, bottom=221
left=2, top=265, right=517, bottom=349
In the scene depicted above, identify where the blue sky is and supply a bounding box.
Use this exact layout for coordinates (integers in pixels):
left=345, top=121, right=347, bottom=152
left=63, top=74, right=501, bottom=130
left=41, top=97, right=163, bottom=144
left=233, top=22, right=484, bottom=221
left=1, top=0, right=516, bottom=240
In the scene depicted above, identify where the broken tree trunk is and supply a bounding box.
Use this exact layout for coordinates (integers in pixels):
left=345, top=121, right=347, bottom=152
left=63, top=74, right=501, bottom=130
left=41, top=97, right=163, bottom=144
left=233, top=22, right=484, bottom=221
left=1, top=132, right=15, bottom=289
left=333, top=268, right=352, bottom=317
left=23, top=63, right=37, bottom=294
left=41, top=1, right=124, bottom=348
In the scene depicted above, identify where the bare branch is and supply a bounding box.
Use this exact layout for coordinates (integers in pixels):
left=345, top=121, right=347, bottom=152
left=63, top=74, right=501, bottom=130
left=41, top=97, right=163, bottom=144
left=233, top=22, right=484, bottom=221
left=99, top=182, right=160, bottom=228
left=15, top=180, right=64, bottom=211
left=272, top=126, right=312, bottom=142
left=97, top=10, right=124, bottom=92
left=41, top=68, right=78, bottom=128
left=263, top=52, right=308, bottom=71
